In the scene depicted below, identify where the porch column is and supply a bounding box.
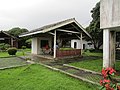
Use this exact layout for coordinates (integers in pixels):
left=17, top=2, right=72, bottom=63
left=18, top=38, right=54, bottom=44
left=32, top=37, right=40, bottom=54
left=11, top=38, right=13, bottom=47
left=53, top=30, right=57, bottom=58
left=80, top=33, right=83, bottom=55
left=103, top=29, right=116, bottom=68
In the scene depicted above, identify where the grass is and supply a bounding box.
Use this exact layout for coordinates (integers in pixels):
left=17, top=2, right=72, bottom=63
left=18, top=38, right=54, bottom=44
left=83, top=51, right=103, bottom=57
left=0, top=48, right=31, bottom=58
left=69, top=51, right=120, bottom=73
left=0, top=64, right=97, bottom=90
left=70, top=59, right=103, bottom=72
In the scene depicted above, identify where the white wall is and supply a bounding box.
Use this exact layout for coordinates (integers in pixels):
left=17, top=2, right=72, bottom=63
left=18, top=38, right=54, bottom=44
left=100, top=0, right=120, bottom=29
left=71, top=40, right=81, bottom=49
left=32, top=37, right=52, bottom=55
left=71, top=39, right=94, bottom=49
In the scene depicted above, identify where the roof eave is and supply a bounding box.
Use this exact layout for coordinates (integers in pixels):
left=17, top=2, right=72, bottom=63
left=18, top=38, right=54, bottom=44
left=19, top=19, right=75, bottom=37
left=74, top=19, right=92, bottom=38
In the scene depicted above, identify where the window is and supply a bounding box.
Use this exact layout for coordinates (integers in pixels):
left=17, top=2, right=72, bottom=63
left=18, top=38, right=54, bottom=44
left=41, top=40, right=48, bottom=48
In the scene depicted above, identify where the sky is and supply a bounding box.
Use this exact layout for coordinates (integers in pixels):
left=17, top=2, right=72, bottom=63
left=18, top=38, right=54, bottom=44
left=0, top=0, right=99, bottom=31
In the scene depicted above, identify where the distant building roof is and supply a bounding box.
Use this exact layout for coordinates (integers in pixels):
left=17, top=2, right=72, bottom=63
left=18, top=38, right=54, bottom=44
left=0, top=31, right=18, bottom=39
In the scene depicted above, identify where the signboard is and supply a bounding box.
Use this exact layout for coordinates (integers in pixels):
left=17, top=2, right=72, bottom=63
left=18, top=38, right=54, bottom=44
left=100, top=0, right=120, bottom=29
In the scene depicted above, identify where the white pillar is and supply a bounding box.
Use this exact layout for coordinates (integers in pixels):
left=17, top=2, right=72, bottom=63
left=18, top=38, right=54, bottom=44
left=80, top=33, right=83, bottom=55
left=32, top=37, right=40, bottom=54
left=53, top=30, right=57, bottom=58
left=103, top=29, right=116, bottom=68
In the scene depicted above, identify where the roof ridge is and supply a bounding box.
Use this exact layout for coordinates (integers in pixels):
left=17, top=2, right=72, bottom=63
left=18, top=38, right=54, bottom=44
left=20, top=18, right=75, bottom=35
left=31, top=18, right=75, bottom=31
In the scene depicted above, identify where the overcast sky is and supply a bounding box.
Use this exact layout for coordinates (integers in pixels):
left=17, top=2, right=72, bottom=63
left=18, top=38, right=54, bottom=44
left=0, top=0, right=99, bottom=31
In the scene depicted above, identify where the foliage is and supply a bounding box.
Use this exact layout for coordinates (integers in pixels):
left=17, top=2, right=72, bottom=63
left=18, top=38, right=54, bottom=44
left=0, top=43, right=10, bottom=51
left=90, top=49, right=102, bottom=53
left=100, top=68, right=120, bottom=90
left=86, top=2, right=103, bottom=49
left=0, top=64, right=96, bottom=90
left=59, top=48, right=74, bottom=51
left=0, top=48, right=31, bottom=58
left=22, top=46, right=26, bottom=49
left=25, top=39, right=31, bottom=48
left=8, top=48, right=17, bottom=55
left=7, top=27, right=30, bottom=48
left=25, top=39, right=31, bottom=45
left=8, top=27, right=28, bottom=37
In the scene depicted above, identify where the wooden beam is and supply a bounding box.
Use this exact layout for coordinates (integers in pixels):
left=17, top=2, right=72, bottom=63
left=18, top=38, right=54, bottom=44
left=48, top=32, right=55, bottom=35
left=53, top=30, right=57, bottom=58
left=75, top=34, right=81, bottom=39
left=57, top=29, right=80, bottom=34
left=71, top=24, right=80, bottom=32
left=80, top=33, right=83, bottom=55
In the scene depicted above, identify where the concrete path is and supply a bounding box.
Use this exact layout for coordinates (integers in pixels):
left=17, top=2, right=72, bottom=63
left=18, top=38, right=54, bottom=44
left=0, top=57, right=28, bottom=69
left=21, top=55, right=102, bottom=85
left=43, top=61, right=102, bottom=85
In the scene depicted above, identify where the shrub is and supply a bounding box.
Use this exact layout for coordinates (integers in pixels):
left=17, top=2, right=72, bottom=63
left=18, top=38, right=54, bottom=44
left=99, top=67, right=120, bottom=90
left=0, top=43, right=10, bottom=51
left=59, top=48, right=74, bottom=51
left=22, top=46, right=26, bottom=49
left=8, top=48, right=17, bottom=55
left=84, top=49, right=90, bottom=52
left=89, top=49, right=103, bottom=53
left=4, top=44, right=10, bottom=49
left=25, top=39, right=31, bottom=45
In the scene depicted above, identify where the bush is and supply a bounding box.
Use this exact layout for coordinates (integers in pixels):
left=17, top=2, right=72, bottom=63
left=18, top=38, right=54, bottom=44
left=22, top=46, right=26, bottom=49
left=89, top=49, right=103, bottom=53
left=84, top=49, right=90, bottom=52
left=59, top=48, right=74, bottom=51
left=8, top=48, right=17, bottom=55
left=0, top=43, right=10, bottom=51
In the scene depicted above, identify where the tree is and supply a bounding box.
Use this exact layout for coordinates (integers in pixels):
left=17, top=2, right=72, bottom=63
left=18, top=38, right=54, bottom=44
left=8, top=27, right=28, bottom=37
left=86, top=2, right=103, bottom=49
left=8, top=27, right=29, bottom=48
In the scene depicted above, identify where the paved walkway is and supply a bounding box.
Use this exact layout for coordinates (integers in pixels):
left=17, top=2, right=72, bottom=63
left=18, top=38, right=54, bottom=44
left=21, top=55, right=102, bottom=85
left=0, top=57, right=28, bottom=69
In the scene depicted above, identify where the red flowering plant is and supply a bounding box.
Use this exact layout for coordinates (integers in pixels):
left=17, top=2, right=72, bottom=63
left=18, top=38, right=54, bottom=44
left=99, top=67, right=120, bottom=90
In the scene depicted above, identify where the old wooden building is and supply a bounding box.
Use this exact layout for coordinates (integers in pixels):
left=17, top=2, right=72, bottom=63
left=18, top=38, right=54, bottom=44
left=0, top=31, right=18, bottom=48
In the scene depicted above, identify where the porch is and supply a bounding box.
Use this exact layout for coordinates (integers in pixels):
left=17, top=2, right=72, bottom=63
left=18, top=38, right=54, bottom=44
left=19, top=18, right=91, bottom=59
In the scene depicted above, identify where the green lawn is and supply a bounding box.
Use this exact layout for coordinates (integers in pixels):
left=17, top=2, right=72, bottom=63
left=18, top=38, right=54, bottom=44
left=70, top=59, right=103, bottom=72
left=69, top=51, right=120, bottom=73
left=0, top=48, right=31, bottom=58
left=0, top=64, right=96, bottom=90
left=83, top=51, right=103, bottom=57
left=70, top=59, right=120, bottom=72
